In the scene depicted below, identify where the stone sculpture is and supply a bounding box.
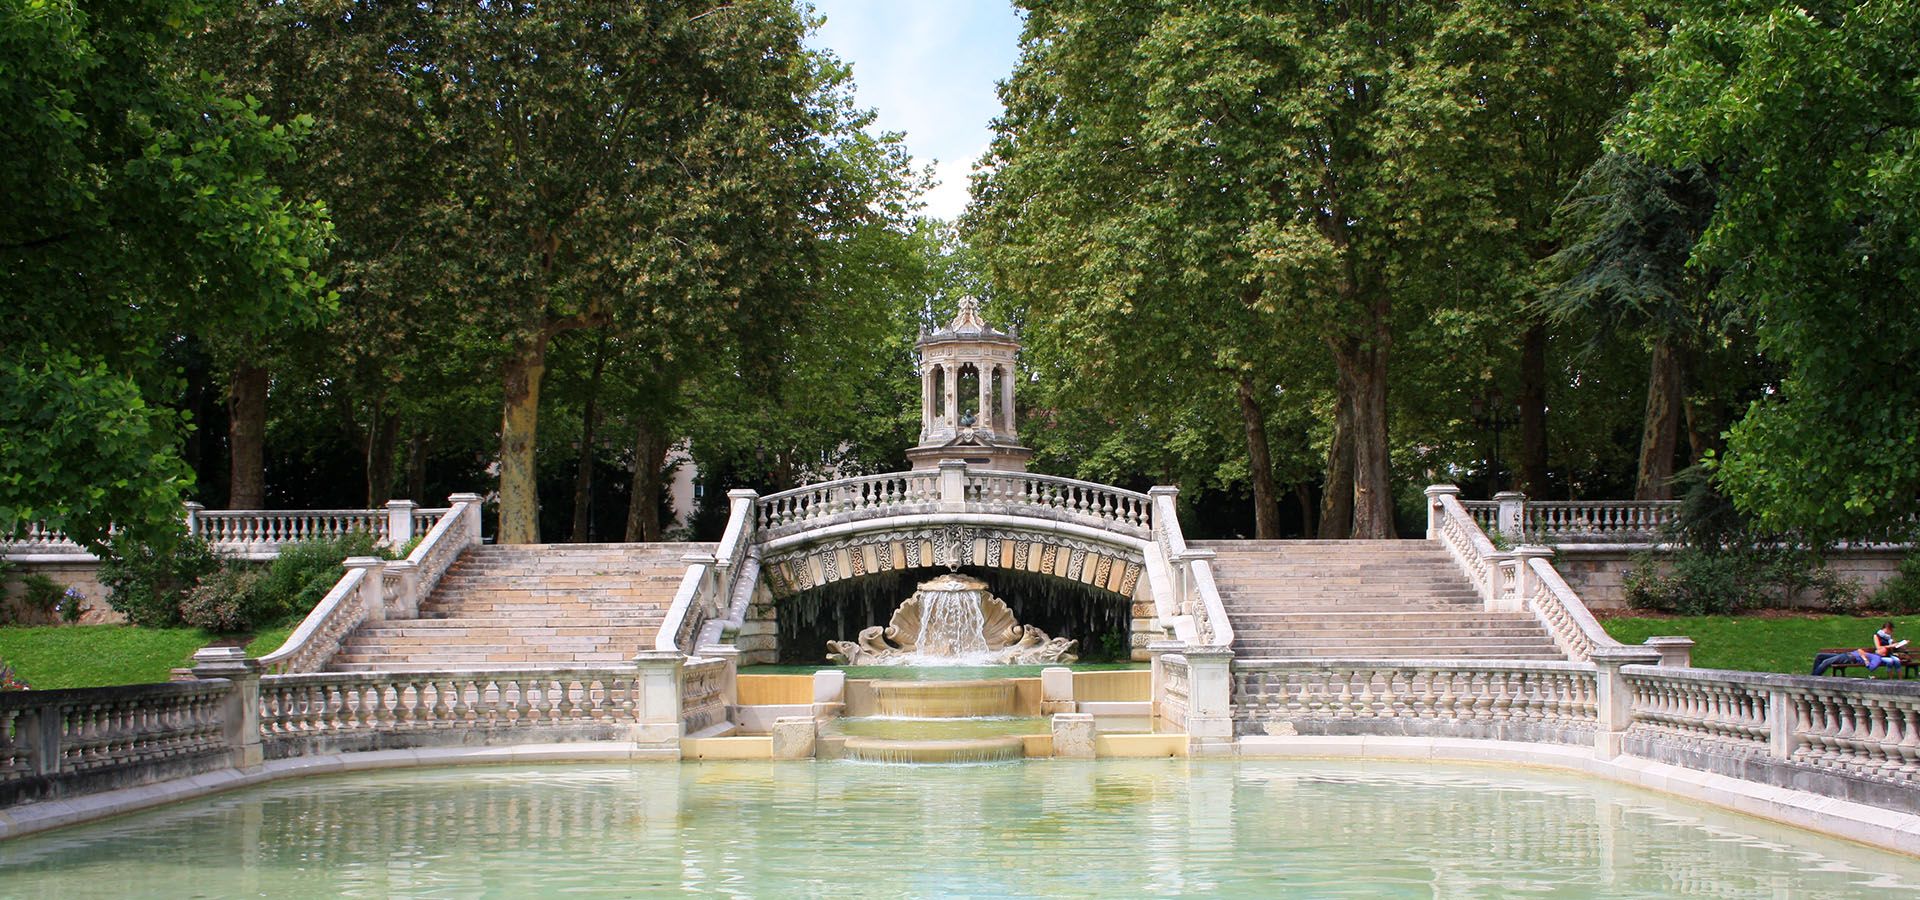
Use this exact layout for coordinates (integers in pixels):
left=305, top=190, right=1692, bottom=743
left=827, top=573, right=1078, bottom=665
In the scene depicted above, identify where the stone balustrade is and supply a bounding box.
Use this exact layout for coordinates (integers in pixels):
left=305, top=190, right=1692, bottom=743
left=679, top=656, right=731, bottom=734
left=1231, top=661, right=1601, bottom=745
left=0, top=680, right=235, bottom=807
left=253, top=494, right=483, bottom=674
left=4, top=501, right=451, bottom=561
left=756, top=472, right=941, bottom=538
left=1149, top=488, right=1233, bottom=649
left=963, top=470, right=1151, bottom=537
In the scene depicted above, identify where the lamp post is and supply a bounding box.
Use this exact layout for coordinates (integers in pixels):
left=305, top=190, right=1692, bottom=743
left=1470, top=388, right=1520, bottom=495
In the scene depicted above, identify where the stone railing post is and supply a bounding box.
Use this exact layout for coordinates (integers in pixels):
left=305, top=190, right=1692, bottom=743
left=19, top=704, right=62, bottom=777
left=343, top=556, right=385, bottom=622
left=1182, top=646, right=1236, bottom=751
left=938, top=459, right=968, bottom=512
left=385, top=559, right=422, bottom=619
left=1495, top=490, right=1526, bottom=537
left=447, top=492, right=484, bottom=544
left=1644, top=636, right=1696, bottom=668
left=1510, top=545, right=1554, bottom=607
left=1767, top=687, right=1798, bottom=760
left=385, top=499, right=418, bottom=545
left=1041, top=666, right=1075, bottom=715
left=182, top=501, right=206, bottom=537
left=697, top=644, right=740, bottom=710
left=1591, top=647, right=1660, bottom=759
left=1487, top=550, right=1517, bottom=612
left=632, top=650, right=685, bottom=747
left=191, top=647, right=263, bottom=769
left=1423, top=484, right=1459, bottom=539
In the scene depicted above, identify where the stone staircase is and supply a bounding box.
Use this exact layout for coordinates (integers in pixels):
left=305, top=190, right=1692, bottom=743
left=329, top=543, right=711, bottom=670
left=1193, top=540, right=1565, bottom=661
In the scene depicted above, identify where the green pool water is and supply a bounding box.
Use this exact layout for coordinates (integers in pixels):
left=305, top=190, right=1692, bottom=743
left=3, top=759, right=1917, bottom=898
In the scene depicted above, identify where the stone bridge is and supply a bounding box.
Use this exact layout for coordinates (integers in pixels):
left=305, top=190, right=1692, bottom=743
left=657, top=460, right=1233, bottom=664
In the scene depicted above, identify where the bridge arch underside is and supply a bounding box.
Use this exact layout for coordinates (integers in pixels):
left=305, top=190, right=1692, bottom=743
left=750, top=523, right=1155, bottom=665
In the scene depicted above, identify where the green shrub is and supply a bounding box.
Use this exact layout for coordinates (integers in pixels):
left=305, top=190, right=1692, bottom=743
left=1873, top=553, right=1920, bottom=615
left=99, top=533, right=221, bottom=627
left=19, top=574, right=64, bottom=616
left=1625, top=546, right=1860, bottom=616
left=180, top=566, right=268, bottom=632
left=250, top=531, right=389, bottom=628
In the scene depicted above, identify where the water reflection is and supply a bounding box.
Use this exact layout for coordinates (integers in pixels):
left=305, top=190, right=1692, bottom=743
left=2, top=760, right=1916, bottom=898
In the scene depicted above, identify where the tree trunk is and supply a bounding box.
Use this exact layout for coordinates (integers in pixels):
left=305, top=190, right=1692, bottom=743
left=364, top=405, right=401, bottom=507
left=1336, top=339, right=1394, bottom=539
left=226, top=361, right=269, bottom=509
left=1294, top=483, right=1316, bottom=537
left=1635, top=337, right=1686, bottom=500
left=1318, top=381, right=1356, bottom=539
left=406, top=430, right=428, bottom=504
left=1518, top=322, right=1550, bottom=495
left=497, top=333, right=550, bottom=544
left=1235, top=373, right=1280, bottom=539
left=624, top=415, right=671, bottom=543
left=570, top=335, right=607, bottom=542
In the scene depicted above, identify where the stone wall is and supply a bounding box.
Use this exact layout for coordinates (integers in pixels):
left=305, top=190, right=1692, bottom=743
left=1555, top=546, right=1909, bottom=611
left=1, top=559, right=121, bottom=625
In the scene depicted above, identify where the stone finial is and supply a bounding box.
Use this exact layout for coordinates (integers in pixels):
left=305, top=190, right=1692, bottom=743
left=951, top=296, right=987, bottom=332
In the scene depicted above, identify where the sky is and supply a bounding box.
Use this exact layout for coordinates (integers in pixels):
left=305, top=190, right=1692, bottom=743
left=805, top=1, right=1025, bottom=220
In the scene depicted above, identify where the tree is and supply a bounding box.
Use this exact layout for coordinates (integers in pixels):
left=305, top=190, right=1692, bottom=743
left=1618, top=1, right=1920, bottom=537
left=0, top=0, right=330, bottom=548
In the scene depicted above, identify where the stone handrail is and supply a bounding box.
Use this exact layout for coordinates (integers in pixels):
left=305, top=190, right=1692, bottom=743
left=1624, top=665, right=1920, bottom=788
left=1426, top=487, right=1502, bottom=604
left=963, top=470, right=1151, bottom=538
left=1524, top=556, right=1622, bottom=661
left=1149, top=488, right=1234, bottom=649
left=4, top=501, right=450, bottom=561
left=255, top=564, right=378, bottom=675
left=656, top=491, right=752, bottom=654
left=679, top=656, right=730, bottom=734
left=1232, top=660, right=1601, bottom=741
left=403, top=494, right=482, bottom=603
left=0, top=680, right=234, bottom=806
left=756, top=471, right=941, bottom=538
left=257, top=668, right=644, bottom=752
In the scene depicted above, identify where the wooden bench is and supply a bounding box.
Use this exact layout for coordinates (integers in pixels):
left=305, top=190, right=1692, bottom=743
left=1813, top=647, right=1914, bottom=678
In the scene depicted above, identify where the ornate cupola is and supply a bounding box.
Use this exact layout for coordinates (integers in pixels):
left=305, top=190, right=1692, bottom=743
left=907, top=297, right=1033, bottom=471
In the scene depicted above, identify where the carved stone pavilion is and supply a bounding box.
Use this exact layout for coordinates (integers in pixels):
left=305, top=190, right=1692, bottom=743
left=907, top=297, right=1033, bottom=471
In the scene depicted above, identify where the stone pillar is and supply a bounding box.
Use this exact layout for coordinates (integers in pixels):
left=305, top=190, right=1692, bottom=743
left=1051, top=712, right=1096, bottom=759
left=1423, top=484, right=1459, bottom=540
left=1040, top=666, right=1075, bottom=715
left=938, top=459, right=968, bottom=511
left=183, top=501, right=205, bottom=537
left=632, top=650, right=685, bottom=747
left=1182, top=646, right=1236, bottom=751
left=1767, top=687, right=1798, bottom=760
left=697, top=644, right=740, bottom=710
left=1644, top=636, right=1695, bottom=668
left=1509, top=545, right=1554, bottom=608
left=921, top=364, right=935, bottom=438
left=1495, top=490, right=1526, bottom=537
left=385, top=499, right=418, bottom=546
left=771, top=716, right=817, bottom=760
left=192, top=647, right=263, bottom=769
left=447, top=492, right=484, bottom=545
left=1591, top=646, right=1659, bottom=759
left=384, top=560, right=422, bottom=619
left=1147, top=639, right=1183, bottom=728
left=936, top=360, right=952, bottom=427
left=343, top=556, right=385, bottom=622
left=1002, top=362, right=1017, bottom=438
left=977, top=363, right=992, bottom=431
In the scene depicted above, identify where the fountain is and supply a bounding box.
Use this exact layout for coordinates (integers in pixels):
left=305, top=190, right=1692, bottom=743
left=822, top=574, right=1073, bottom=762
left=825, top=574, right=1077, bottom=666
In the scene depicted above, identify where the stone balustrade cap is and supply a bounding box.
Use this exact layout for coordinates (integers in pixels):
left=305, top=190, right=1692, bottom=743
left=342, top=556, right=384, bottom=569
left=183, top=500, right=207, bottom=510
left=631, top=649, right=685, bottom=665
left=1512, top=545, right=1556, bottom=558
left=1182, top=645, right=1236, bottom=660
left=1146, top=640, right=1185, bottom=654
left=1493, top=491, right=1526, bottom=501
left=1423, top=484, right=1461, bottom=497
left=191, top=645, right=260, bottom=676
left=1643, top=636, right=1697, bottom=647
left=1589, top=646, right=1662, bottom=665
left=447, top=492, right=483, bottom=503
left=727, top=488, right=760, bottom=500
left=385, top=499, right=418, bottom=509
left=384, top=559, right=420, bottom=571
left=1149, top=486, right=1180, bottom=497
left=682, top=552, right=718, bottom=565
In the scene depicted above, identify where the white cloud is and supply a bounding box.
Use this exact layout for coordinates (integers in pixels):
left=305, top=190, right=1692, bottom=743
left=921, top=152, right=984, bottom=221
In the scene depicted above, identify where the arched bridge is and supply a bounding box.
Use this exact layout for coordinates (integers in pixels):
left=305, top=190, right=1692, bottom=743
left=656, top=460, right=1233, bottom=660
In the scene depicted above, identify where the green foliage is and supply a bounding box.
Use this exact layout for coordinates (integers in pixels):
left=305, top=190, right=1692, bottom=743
left=0, top=658, right=27, bottom=691
left=1601, top=615, right=1898, bottom=676
left=0, top=0, right=332, bottom=546
left=180, top=566, right=268, bottom=633
left=18, top=574, right=64, bottom=616
left=1872, top=555, right=1920, bottom=617
left=249, top=531, right=387, bottom=628
left=99, top=533, right=222, bottom=628
left=0, top=626, right=216, bottom=689
left=1617, top=2, right=1920, bottom=537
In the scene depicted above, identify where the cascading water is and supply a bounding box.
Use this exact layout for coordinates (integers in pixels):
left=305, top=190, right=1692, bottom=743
left=910, top=587, right=991, bottom=662
left=825, top=574, right=1076, bottom=666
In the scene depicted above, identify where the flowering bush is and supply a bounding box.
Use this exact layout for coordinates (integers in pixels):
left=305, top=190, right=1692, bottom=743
left=0, top=660, right=28, bottom=691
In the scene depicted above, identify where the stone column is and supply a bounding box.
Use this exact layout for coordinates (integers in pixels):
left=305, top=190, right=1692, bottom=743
left=1423, top=484, right=1460, bottom=539
left=943, top=362, right=959, bottom=430
left=1495, top=490, right=1526, bottom=537
left=1644, top=636, right=1695, bottom=668
left=1509, top=545, right=1554, bottom=609
left=1767, top=686, right=1798, bottom=760
left=343, top=555, right=385, bottom=622
left=977, top=364, right=993, bottom=432
left=921, top=364, right=937, bottom=438
left=385, top=499, right=418, bottom=546
left=183, top=501, right=205, bottom=537
left=192, top=646, right=263, bottom=769
left=1001, top=361, right=1017, bottom=438
left=384, top=560, right=422, bottom=619
left=632, top=650, right=685, bottom=748
left=447, top=492, right=484, bottom=546
left=1591, top=646, right=1660, bottom=759
left=1182, top=645, right=1236, bottom=752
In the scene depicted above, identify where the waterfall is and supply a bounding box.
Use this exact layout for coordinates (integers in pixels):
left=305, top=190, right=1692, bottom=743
left=913, top=589, right=990, bottom=660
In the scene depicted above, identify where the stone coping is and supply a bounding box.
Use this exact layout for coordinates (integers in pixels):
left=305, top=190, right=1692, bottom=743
left=757, top=512, right=1150, bottom=555
left=1237, top=736, right=1920, bottom=857
left=5, top=735, right=1915, bottom=857
left=1622, top=663, right=1920, bottom=697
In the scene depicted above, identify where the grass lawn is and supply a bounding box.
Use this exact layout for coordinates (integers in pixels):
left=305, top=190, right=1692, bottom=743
left=1601, top=614, right=1908, bottom=676
left=246, top=624, right=297, bottom=658
left=0, top=625, right=217, bottom=689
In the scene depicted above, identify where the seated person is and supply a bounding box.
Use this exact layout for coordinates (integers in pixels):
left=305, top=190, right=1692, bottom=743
left=1812, top=621, right=1906, bottom=676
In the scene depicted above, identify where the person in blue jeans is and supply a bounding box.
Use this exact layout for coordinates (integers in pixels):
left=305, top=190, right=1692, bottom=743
left=1812, top=621, right=1905, bottom=676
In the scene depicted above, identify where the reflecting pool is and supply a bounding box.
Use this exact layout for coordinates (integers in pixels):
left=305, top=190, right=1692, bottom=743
left=3, top=759, right=1917, bottom=898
